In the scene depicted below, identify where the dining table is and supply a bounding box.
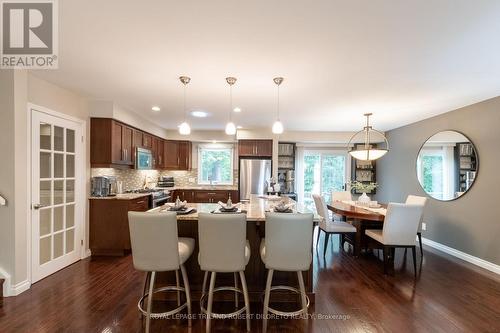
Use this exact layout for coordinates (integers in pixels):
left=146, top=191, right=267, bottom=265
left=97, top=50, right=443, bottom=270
left=327, top=201, right=387, bottom=256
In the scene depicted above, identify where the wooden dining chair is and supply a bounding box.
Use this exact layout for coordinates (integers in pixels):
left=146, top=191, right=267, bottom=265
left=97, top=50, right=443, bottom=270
left=365, top=203, right=424, bottom=276
left=405, top=195, right=428, bottom=256
left=312, top=194, right=356, bottom=257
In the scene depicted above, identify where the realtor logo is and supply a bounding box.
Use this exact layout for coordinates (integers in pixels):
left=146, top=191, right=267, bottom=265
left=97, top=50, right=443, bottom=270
left=1, top=0, right=58, bottom=68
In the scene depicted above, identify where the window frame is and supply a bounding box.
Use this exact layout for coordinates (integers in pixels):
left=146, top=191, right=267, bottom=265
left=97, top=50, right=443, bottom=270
left=197, top=145, right=234, bottom=185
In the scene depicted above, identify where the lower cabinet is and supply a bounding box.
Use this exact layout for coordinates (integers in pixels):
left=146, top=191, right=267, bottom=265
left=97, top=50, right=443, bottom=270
left=89, top=196, right=150, bottom=256
left=171, top=189, right=239, bottom=203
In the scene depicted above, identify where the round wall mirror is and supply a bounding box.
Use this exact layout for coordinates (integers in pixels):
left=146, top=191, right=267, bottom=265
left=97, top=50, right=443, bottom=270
left=416, top=130, right=478, bottom=201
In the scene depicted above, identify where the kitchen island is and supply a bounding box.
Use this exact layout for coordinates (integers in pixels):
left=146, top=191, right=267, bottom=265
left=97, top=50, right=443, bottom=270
left=148, top=195, right=319, bottom=303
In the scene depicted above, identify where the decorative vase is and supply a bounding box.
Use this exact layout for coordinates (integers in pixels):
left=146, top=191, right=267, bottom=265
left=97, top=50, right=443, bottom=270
left=358, top=192, right=371, bottom=205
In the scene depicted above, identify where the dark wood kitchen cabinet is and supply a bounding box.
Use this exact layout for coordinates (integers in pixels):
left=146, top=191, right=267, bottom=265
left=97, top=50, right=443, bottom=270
left=238, top=139, right=273, bottom=157
left=164, top=140, right=180, bottom=169
left=89, top=196, right=150, bottom=256
left=156, top=138, right=164, bottom=168
left=91, top=118, right=134, bottom=168
left=143, top=133, right=153, bottom=149
left=178, top=141, right=192, bottom=170
left=171, top=189, right=238, bottom=203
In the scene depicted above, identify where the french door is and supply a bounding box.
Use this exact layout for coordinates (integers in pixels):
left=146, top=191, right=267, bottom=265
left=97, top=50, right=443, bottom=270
left=31, top=109, right=84, bottom=283
left=302, top=150, right=349, bottom=210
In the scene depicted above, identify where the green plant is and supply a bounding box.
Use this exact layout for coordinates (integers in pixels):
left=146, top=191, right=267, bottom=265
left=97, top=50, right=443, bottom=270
left=348, top=180, right=378, bottom=193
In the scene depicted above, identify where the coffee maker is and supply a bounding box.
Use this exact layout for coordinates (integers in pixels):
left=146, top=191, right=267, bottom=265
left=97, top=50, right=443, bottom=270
left=91, top=176, right=117, bottom=197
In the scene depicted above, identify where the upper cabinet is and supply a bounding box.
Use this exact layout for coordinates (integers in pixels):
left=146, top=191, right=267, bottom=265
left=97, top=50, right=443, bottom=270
left=90, top=118, right=192, bottom=170
left=91, top=118, right=134, bottom=168
left=178, top=141, right=192, bottom=170
left=163, top=140, right=192, bottom=170
left=238, top=139, right=273, bottom=157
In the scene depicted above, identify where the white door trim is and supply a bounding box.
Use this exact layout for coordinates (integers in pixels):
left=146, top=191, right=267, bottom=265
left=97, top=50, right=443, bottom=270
left=27, top=103, right=87, bottom=286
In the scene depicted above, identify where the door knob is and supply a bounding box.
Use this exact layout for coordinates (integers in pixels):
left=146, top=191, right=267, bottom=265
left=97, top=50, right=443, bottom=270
left=32, top=203, right=46, bottom=210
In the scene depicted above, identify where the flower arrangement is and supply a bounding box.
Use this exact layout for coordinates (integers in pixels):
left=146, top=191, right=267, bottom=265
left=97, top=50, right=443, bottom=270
left=348, top=181, right=378, bottom=193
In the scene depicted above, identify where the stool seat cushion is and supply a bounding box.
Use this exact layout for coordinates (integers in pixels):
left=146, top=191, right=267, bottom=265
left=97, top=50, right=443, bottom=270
left=365, top=229, right=383, bottom=244
left=319, top=219, right=356, bottom=233
left=178, top=237, right=195, bottom=265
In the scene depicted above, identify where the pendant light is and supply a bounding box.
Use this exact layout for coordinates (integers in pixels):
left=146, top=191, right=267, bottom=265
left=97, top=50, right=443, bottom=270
left=178, top=76, right=191, bottom=135
left=347, top=113, right=389, bottom=161
left=225, top=77, right=237, bottom=135
left=272, top=77, right=284, bottom=134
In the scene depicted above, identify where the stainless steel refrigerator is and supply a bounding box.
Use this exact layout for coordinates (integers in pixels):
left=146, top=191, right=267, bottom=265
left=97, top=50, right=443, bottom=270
left=239, top=158, right=272, bottom=201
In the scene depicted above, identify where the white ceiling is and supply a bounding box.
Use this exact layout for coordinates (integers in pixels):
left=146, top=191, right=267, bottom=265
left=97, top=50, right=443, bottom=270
left=32, top=0, right=500, bottom=131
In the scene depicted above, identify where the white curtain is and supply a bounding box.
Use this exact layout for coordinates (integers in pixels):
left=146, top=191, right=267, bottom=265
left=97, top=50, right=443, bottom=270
left=295, top=147, right=305, bottom=204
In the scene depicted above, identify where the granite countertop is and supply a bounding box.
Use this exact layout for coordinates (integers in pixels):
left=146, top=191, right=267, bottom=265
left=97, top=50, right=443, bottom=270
left=148, top=195, right=318, bottom=222
left=88, top=193, right=152, bottom=200
left=167, top=186, right=238, bottom=191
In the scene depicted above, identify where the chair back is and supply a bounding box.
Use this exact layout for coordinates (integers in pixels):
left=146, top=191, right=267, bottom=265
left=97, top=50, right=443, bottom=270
left=332, top=191, right=352, bottom=202
left=128, top=211, right=180, bottom=272
left=198, top=213, right=247, bottom=272
left=405, top=194, right=428, bottom=228
left=382, top=203, right=423, bottom=245
left=312, top=194, right=330, bottom=222
left=264, top=212, right=314, bottom=271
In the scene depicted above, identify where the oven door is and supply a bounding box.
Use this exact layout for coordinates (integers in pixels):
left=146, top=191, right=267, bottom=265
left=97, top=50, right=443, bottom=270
left=136, top=148, right=153, bottom=170
left=152, top=196, right=170, bottom=208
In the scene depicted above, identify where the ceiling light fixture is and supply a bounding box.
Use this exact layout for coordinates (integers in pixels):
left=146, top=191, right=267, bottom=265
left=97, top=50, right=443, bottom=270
left=347, top=113, right=389, bottom=161
left=225, top=77, right=237, bottom=135
left=178, top=76, right=191, bottom=135
left=272, top=77, right=284, bottom=134
left=233, top=107, right=241, bottom=113
left=151, top=106, right=160, bottom=112
left=191, top=110, right=208, bottom=118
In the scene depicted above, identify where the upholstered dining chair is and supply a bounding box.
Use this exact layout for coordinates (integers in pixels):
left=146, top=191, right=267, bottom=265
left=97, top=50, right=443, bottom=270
left=331, top=191, right=353, bottom=221
left=365, top=203, right=424, bottom=276
left=405, top=195, right=428, bottom=256
left=313, top=194, right=356, bottom=257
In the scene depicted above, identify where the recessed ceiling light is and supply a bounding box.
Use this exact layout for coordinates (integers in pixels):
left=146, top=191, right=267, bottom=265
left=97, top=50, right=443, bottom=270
left=191, top=110, right=208, bottom=118
left=233, top=107, right=242, bottom=112
left=151, top=106, right=161, bottom=112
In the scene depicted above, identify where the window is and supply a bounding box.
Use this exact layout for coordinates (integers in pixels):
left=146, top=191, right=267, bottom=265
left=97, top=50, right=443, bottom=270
left=300, top=149, right=348, bottom=210
left=198, top=146, right=234, bottom=185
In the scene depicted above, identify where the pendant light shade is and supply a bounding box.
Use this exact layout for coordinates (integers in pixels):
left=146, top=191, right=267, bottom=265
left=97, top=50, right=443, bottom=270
left=347, top=113, right=389, bottom=161
left=178, top=76, right=191, bottom=136
left=272, top=120, right=284, bottom=134
left=225, top=77, right=238, bottom=136
left=272, top=77, right=284, bottom=134
left=179, top=121, right=191, bottom=135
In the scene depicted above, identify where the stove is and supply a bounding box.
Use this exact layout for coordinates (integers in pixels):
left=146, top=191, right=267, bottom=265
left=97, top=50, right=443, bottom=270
left=125, top=188, right=171, bottom=207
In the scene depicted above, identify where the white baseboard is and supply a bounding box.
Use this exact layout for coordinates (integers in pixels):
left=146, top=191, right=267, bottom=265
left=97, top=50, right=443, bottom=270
left=9, top=279, right=31, bottom=296
left=422, top=237, right=500, bottom=275
left=0, top=266, right=11, bottom=297
left=84, top=249, right=92, bottom=258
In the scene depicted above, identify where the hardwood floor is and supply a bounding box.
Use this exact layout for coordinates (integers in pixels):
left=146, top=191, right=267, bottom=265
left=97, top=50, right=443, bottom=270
left=1, top=234, right=499, bottom=333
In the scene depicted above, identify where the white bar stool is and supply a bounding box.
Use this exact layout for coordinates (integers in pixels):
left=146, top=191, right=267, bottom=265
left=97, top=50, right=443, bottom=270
left=260, top=212, right=314, bottom=333
left=198, top=213, right=251, bottom=333
left=128, top=211, right=194, bottom=332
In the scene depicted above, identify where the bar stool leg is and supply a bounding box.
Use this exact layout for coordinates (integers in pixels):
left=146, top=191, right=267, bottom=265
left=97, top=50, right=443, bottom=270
left=239, top=271, right=251, bottom=332
left=233, top=272, right=239, bottom=309
left=202, top=271, right=208, bottom=296
left=297, top=271, right=308, bottom=319
left=145, top=271, right=156, bottom=333
left=316, top=227, right=321, bottom=249
left=180, top=264, right=192, bottom=327
left=175, top=270, right=181, bottom=306
left=262, top=269, right=274, bottom=333
left=206, top=272, right=217, bottom=333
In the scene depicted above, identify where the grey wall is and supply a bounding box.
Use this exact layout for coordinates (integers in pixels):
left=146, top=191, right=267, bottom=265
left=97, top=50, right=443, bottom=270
left=377, top=96, right=500, bottom=265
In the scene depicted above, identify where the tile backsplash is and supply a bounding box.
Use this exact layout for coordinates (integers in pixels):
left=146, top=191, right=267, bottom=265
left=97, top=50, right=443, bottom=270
left=91, top=168, right=238, bottom=190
